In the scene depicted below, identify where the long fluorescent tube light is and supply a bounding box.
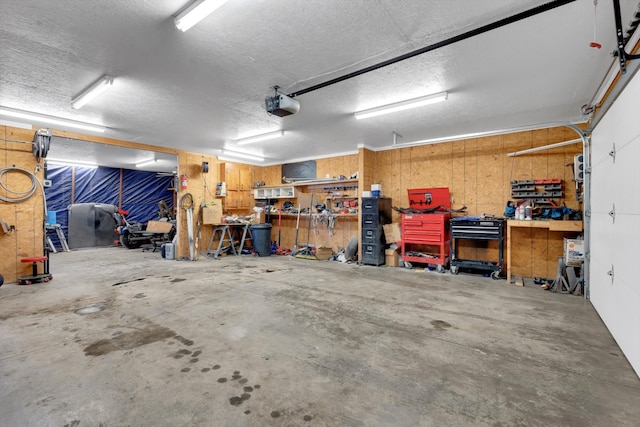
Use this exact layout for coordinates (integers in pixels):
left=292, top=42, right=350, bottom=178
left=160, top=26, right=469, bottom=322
left=71, top=75, right=114, bottom=110
left=175, top=0, right=229, bottom=32
left=47, top=159, right=99, bottom=168
left=236, top=130, right=284, bottom=146
left=0, top=107, right=107, bottom=133
left=354, top=91, right=448, bottom=120
left=136, top=159, right=158, bottom=167
left=220, top=150, right=264, bottom=162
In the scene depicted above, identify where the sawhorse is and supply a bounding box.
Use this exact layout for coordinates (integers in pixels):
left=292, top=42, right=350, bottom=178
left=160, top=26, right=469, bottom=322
left=206, top=225, right=237, bottom=259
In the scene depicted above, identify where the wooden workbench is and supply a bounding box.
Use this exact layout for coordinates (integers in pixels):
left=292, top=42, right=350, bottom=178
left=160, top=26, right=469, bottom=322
left=506, top=219, right=583, bottom=283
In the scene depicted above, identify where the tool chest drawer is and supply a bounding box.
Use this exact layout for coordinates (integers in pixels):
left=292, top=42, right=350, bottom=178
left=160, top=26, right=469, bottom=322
left=450, top=219, right=504, bottom=240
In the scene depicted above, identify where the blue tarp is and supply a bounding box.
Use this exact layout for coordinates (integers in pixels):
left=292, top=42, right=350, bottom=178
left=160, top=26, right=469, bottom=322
left=45, top=164, right=174, bottom=249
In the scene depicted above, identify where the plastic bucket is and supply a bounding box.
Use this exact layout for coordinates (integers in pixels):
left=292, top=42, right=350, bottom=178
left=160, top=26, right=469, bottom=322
left=164, top=243, right=175, bottom=260
left=250, top=224, right=272, bottom=257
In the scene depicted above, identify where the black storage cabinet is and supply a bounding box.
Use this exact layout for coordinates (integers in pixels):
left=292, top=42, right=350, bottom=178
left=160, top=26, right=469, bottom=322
left=361, top=197, right=392, bottom=266
left=449, top=218, right=505, bottom=279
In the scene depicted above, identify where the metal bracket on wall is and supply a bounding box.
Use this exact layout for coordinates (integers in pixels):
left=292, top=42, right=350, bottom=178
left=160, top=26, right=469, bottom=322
left=608, top=204, right=616, bottom=224
left=609, top=142, right=616, bottom=163
left=607, top=265, right=615, bottom=285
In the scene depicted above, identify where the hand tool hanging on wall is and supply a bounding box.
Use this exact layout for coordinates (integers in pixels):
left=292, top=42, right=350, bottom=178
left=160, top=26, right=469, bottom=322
left=180, top=192, right=195, bottom=261
left=295, top=195, right=316, bottom=259
left=292, top=204, right=301, bottom=255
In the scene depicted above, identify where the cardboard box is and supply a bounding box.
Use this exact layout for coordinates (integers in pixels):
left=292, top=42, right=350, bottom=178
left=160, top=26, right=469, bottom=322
left=315, top=246, right=334, bottom=260
left=383, top=223, right=402, bottom=244
left=385, top=248, right=399, bottom=267
left=146, top=220, right=174, bottom=233
left=203, top=204, right=224, bottom=225
left=564, top=238, right=584, bottom=266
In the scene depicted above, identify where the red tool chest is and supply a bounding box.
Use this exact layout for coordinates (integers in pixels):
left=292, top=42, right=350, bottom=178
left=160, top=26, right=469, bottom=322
left=401, top=188, right=451, bottom=272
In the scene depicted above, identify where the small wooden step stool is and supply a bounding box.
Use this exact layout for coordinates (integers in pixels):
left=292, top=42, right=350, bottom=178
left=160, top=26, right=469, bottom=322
left=19, top=256, right=53, bottom=285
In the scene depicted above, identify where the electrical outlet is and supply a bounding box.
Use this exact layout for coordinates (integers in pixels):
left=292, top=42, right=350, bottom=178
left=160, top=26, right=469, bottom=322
left=43, top=179, right=52, bottom=187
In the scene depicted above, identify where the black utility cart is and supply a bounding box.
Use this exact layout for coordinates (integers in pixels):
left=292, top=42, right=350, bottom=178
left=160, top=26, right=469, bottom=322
left=449, top=217, right=505, bottom=279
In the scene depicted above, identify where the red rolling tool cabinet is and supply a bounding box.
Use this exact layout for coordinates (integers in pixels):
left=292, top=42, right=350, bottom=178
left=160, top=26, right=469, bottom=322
left=401, top=188, right=451, bottom=273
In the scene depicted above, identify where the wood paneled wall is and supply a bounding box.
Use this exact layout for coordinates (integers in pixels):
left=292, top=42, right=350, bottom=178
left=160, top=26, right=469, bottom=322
left=1, top=123, right=582, bottom=280
left=372, top=127, right=583, bottom=278
left=0, top=126, right=46, bottom=283
left=175, top=152, right=221, bottom=259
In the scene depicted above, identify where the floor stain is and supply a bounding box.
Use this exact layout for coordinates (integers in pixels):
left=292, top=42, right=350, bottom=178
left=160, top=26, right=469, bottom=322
left=173, top=335, right=194, bottom=346
left=304, top=415, right=313, bottom=421
left=201, top=367, right=210, bottom=372
left=238, top=378, right=248, bottom=384
left=217, top=378, right=227, bottom=383
left=190, top=358, right=199, bottom=363
left=271, top=411, right=280, bottom=418
left=212, top=364, right=221, bottom=370
left=134, top=293, right=146, bottom=299
left=192, top=350, right=202, bottom=357
left=431, top=319, right=452, bottom=330
left=181, top=367, right=190, bottom=373
left=170, top=278, right=186, bottom=283
left=84, top=325, right=175, bottom=356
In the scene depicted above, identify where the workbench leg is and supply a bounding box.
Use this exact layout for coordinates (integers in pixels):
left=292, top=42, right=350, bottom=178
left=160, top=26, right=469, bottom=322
left=506, top=223, right=512, bottom=283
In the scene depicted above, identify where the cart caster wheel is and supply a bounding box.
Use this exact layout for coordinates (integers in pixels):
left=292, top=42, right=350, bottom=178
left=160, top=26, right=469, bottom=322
left=436, top=265, right=445, bottom=274
left=43, top=278, right=49, bottom=283
left=404, top=261, right=413, bottom=269
left=450, top=265, right=459, bottom=275
left=491, top=271, right=501, bottom=280
left=25, top=280, right=32, bottom=286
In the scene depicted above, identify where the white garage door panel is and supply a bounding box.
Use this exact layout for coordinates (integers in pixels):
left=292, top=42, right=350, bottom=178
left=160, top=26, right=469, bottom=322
left=612, top=214, right=640, bottom=298
left=589, top=212, right=614, bottom=317
left=590, top=160, right=615, bottom=215
left=613, top=137, right=640, bottom=214
left=590, top=66, right=640, bottom=377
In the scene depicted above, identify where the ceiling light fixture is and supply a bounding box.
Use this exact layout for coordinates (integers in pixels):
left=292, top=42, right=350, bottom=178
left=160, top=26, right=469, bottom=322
left=71, top=75, right=114, bottom=110
left=219, top=149, right=264, bottom=162
left=175, top=0, right=229, bottom=32
left=354, top=91, right=448, bottom=120
left=136, top=159, right=158, bottom=167
left=47, top=158, right=99, bottom=168
left=0, top=107, right=107, bottom=133
left=236, top=130, right=284, bottom=146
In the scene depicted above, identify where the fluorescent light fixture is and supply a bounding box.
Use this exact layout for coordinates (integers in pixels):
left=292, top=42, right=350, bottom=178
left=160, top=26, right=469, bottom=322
left=71, top=75, right=114, bottom=110
left=0, top=107, right=107, bottom=133
left=219, top=149, right=264, bottom=162
left=354, top=91, right=448, bottom=120
left=136, top=158, right=158, bottom=167
left=175, top=0, right=229, bottom=32
left=47, top=158, right=99, bottom=168
left=236, top=130, right=284, bottom=146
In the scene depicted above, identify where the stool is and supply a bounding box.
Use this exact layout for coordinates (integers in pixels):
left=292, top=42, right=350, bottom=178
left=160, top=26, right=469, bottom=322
left=19, top=256, right=53, bottom=285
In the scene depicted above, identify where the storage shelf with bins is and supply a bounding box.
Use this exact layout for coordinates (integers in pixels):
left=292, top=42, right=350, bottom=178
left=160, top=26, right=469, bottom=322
left=253, top=185, right=295, bottom=199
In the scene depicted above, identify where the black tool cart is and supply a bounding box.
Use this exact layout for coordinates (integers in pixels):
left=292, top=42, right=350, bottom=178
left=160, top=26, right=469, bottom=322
left=449, top=217, right=505, bottom=279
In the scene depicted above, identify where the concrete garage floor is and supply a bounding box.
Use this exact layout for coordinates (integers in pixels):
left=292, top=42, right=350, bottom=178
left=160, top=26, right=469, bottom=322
left=1, top=248, right=639, bottom=427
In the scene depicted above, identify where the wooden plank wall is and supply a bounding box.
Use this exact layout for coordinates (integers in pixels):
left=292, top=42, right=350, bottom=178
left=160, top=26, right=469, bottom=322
left=0, top=126, right=45, bottom=283
left=255, top=156, right=358, bottom=187
left=373, top=126, right=583, bottom=278
left=175, top=152, right=221, bottom=259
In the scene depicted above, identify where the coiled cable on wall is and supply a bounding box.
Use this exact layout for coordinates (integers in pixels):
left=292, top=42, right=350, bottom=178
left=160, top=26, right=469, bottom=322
left=0, top=167, right=46, bottom=211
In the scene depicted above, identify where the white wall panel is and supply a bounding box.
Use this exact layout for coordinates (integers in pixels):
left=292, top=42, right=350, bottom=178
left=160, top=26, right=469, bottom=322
left=590, top=66, right=640, bottom=377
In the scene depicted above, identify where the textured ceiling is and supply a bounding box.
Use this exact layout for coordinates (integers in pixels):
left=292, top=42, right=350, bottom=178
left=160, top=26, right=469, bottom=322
left=1, top=0, right=638, bottom=171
